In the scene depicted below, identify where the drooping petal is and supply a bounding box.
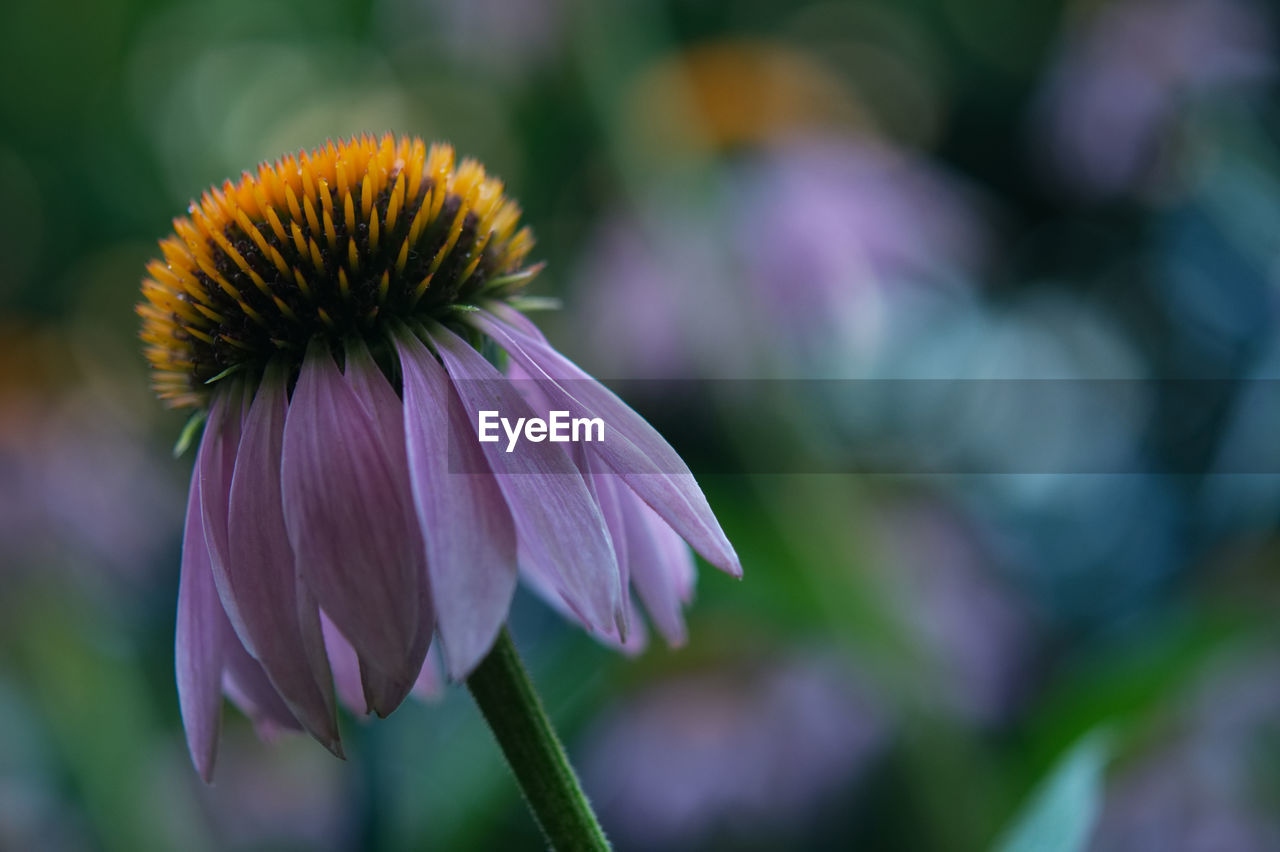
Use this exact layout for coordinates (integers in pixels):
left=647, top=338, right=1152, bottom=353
left=412, top=644, right=446, bottom=701
left=617, top=596, right=649, bottom=656
left=396, top=326, right=518, bottom=678
left=470, top=308, right=741, bottom=578
left=581, top=453, right=628, bottom=585
left=356, top=559, right=432, bottom=716
left=517, top=371, right=635, bottom=641
left=579, top=446, right=632, bottom=640
left=517, top=537, right=649, bottom=656
left=222, top=631, right=304, bottom=738
left=621, top=491, right=696, bottom=646
left=175, top=464, right=225, bottom=782
left=342, top=339, right=433, bottom=715
left=199, top=385, right=246, bottom=639
left=651, top=509, right=696, bottom=605
left=281, top=340, right=421, bottom=681
left=320, top=612, right=366, bottom=716
left=221, top=363, right=341, bottom=753
left=426, top=321, right=623, bottom=636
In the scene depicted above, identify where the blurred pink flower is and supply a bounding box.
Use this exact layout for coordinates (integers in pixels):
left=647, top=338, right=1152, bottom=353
left=0, top=375, right=180, bottom=587
left=1091, top=649, right=1280, bottom=851
left=571, top=207, right=729, bottom=378
left=1031, top=0, right=1274, bottom=198
left=870, top=498, right=1040, bottom=724
left=730, top=138, right=988, bottom=376
left=572, top=137, right=987, bottom=379
left=580, top=654, right=888, bottom=850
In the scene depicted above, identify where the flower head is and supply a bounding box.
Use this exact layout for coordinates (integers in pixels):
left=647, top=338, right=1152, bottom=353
left=140, top=134, right=740, bottom=780
left=139, top=133, right=534, bottom=408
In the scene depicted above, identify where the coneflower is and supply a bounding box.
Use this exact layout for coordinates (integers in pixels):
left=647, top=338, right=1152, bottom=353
left=139, top=133, right=739, bottom=848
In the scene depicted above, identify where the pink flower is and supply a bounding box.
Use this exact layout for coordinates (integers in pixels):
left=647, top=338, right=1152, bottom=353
left=139, top=135, right=739, bottom=779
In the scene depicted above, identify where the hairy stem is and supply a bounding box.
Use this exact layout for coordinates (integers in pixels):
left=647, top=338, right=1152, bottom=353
left=467, top=628, right=610, bottom=851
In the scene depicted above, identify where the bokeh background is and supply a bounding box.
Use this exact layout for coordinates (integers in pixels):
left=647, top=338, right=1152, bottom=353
left=3, top=0, right=1280, bottom=849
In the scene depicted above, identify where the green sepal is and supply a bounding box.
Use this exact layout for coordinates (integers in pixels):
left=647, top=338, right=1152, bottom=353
left=203, top=363, right=245, bottom=385
left=173, top=409, right=208, bottom=459
left=485, top=262, right=546, bottom=291
left=505, top=296, right=562, bottom=312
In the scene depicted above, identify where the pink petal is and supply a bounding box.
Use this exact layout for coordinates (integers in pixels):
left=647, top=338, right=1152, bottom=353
left=582, top=453, right=629, bottom=585
left=281, top=341, right=422, bottom=683
left=579, top=446, right=633, bottom=640
left=518, top=392, right=634, bottom=642
left=175, top=464, right=225, bottom=782
left=222, top=630, right=304, bottom=739
left=427, top=321, right=623, bottom=636
left=342, top=339, right=433, bottom=715
left=652, top=510, right=696, bottom=605
left=470, top=309, right=741, bottom=578
left=221, top=364, right=341, bottom=753
left=321, top=612, right=367, bottom=715
left=356, top=561, right=433, bottom=716
left=517, top=538, right=649, bottom=656
left=622, top=491, right=696, bottom=646
left=412, top=644, right=446, bottom=700
left=489, top=300, right=544, bottom=337
left=506, top=356, right=553, bottom=418
left=199, top=386, right=246, bottom=639
left=396, top=327, right=518, bottom=679
left=616, top=596, right=650, bottom=656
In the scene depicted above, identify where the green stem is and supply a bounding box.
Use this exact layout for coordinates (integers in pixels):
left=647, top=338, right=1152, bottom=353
left=467, top=628, right=611, bottom=851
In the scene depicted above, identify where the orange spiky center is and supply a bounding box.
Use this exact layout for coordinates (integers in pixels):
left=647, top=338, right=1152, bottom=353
left=138, top=133, right=537, bottom=408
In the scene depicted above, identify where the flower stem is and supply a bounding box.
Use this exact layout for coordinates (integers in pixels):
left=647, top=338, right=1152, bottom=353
left=467, top=628, right=611, bottom=851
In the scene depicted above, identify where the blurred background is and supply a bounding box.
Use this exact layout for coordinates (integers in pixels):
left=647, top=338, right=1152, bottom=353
left=3, top=0, right=1280, bottom=849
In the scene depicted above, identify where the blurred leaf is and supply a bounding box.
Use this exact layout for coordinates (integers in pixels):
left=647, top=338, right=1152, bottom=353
left=993, top=729, right=1110, bottom=852
left=1024, top=609, right=1246, bottom=767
